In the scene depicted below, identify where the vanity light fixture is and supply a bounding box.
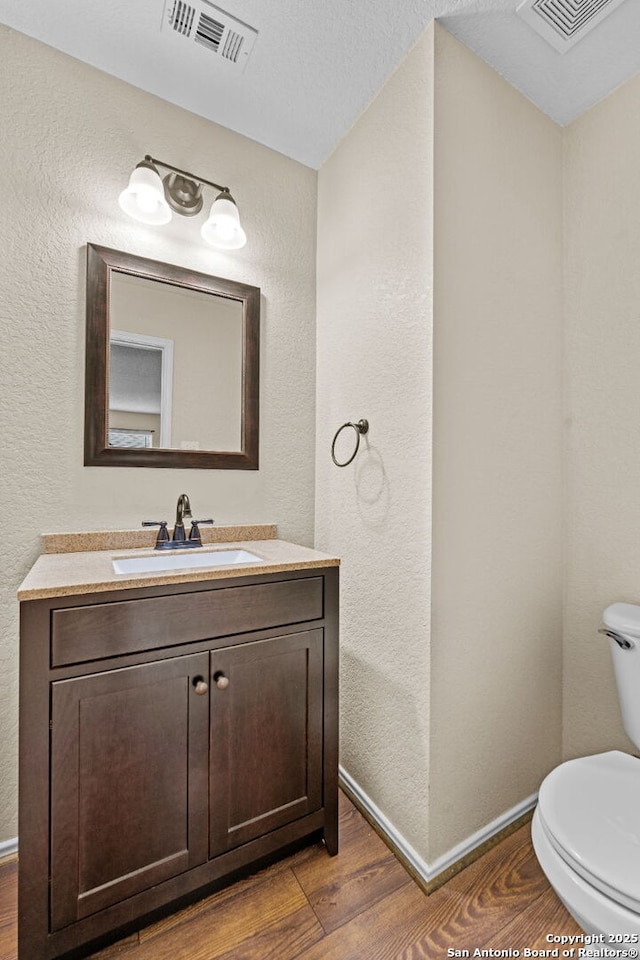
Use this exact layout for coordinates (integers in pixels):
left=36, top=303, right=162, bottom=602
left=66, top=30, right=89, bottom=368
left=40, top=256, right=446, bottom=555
left=118, top=155, right=247, bottom=250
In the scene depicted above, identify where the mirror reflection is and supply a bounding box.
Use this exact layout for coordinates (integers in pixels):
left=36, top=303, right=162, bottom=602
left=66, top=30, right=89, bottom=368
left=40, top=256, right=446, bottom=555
left=108, top=274, right=243, bottom=452
left=84, top=244, right=260, bottom=470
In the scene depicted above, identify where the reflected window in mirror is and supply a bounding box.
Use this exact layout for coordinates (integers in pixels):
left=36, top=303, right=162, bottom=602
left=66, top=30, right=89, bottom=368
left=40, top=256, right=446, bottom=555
left=108, top=427, right=155, bottom=449
left=84, top=244, right=260, bottom=469
left=109, top=331, right=167, bottom=448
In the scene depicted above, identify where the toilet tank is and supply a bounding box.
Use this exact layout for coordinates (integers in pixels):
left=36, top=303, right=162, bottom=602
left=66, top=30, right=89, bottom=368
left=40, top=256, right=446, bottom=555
left=603, top=603, right=640, bottom=749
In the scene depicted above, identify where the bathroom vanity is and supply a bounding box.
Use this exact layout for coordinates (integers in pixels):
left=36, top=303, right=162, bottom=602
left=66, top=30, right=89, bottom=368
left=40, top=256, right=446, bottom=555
left=18, top=527, right=339, bottom=960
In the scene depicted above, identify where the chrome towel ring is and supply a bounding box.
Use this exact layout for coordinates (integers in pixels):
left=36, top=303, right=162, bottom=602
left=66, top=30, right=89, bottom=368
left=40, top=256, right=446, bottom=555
left=331, top=419, right=369, bottom=467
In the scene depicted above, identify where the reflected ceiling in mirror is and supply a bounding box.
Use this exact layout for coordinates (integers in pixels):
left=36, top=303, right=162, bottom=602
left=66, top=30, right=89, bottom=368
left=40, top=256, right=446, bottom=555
left=84, top=244, right=260, bottom=469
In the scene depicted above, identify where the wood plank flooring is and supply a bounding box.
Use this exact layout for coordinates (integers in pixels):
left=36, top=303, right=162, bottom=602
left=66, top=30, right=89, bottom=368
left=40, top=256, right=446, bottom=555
left=0, top=791, right=582, bottom=960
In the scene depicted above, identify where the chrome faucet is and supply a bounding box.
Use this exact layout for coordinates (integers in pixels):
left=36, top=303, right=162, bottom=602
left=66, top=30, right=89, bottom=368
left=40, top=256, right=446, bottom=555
left=173, top=493, right=192, bottom=542
left=142, top=494, right=214, bottom=549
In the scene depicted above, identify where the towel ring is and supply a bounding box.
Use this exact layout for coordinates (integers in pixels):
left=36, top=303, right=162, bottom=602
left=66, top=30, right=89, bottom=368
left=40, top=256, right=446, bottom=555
left=331, top=419, right=369, bottom=467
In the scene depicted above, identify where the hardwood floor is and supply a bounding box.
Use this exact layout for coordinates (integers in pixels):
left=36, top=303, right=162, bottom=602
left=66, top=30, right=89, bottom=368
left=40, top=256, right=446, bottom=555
left=0, top=791, right=581, bottom=960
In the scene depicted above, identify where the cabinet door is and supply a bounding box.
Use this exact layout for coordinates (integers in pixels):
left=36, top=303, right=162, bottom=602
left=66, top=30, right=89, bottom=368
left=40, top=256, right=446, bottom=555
left=210, top=629, right=323, bottom=857
left=50, top=653, right=209, bottom=930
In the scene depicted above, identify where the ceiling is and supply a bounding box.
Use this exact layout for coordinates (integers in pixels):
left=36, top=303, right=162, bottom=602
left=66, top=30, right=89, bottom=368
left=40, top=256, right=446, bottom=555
left=0, top=0, right=638, bottom=168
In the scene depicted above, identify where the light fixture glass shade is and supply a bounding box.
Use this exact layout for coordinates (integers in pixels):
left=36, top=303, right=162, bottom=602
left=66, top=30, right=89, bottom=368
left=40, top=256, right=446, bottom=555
left=118, top=162, right=172, bottom=225
left=200, top=192, right=247, bottom=249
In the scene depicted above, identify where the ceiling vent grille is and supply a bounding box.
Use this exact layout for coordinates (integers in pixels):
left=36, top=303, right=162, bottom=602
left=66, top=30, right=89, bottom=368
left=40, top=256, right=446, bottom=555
left=516, top=0, right=628, bottom=52
left=161, top=0, right=258, bottom=70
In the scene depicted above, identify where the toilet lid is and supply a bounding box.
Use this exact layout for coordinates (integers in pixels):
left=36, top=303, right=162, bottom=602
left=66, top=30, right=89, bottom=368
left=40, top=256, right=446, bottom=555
left=537, top=751, right=640, bottom=912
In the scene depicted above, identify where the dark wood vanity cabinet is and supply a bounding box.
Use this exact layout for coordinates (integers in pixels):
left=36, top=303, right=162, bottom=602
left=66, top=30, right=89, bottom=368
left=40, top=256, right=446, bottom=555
left=49, top=653, right=211, bottom=931
left=19, top=567, right=338, bottom=960
left=208, top=629, right=324, bottom=858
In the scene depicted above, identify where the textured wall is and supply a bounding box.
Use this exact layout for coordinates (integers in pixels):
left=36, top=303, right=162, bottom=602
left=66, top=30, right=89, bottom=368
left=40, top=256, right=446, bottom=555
left=317, top=23, right=565, bottom=866
left=429, top=26, right=564, bottom=859
left=0, top=24, right=317, bottom=843
left=316, top=26, right=434, bottom=858
left=563, top=74, right=640, bottom=759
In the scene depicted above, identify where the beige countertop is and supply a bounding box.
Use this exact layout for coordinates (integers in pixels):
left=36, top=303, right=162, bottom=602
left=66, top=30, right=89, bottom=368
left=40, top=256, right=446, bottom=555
left=18, top=527, right=340, bottom=601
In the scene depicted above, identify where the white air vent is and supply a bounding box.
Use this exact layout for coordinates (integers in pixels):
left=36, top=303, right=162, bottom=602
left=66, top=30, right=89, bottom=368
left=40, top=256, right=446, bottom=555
left=517, top=0, right=628, bottom=52
left=161, top=0, right=258, bottom=71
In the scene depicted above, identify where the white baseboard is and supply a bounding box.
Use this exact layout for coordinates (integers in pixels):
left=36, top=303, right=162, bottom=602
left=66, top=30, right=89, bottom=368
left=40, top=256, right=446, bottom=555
left=0, top=837, right=18, bottom=861
left=0, top=777, right=537, bottom=877
left=339, top=765, right=537, bottom=885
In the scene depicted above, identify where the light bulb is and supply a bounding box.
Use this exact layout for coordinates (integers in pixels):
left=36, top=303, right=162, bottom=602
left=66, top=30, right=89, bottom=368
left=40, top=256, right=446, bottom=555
left=136, top=186, right=159, bottom=214
left=118, top=162, right=172, bottom=226
left=216, top=217, right=237, bottom=240
left=201, top=192, right=247, bottom=250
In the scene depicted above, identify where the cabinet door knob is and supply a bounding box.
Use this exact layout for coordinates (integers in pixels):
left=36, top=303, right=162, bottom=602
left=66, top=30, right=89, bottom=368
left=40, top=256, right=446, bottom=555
left=193, top=677, right=209, bottom=695
left=214, top=672, right=229, bottom=690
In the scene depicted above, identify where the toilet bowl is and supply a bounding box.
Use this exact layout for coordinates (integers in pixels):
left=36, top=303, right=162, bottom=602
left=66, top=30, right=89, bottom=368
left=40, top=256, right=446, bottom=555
left=532, top=603, right=640, bottom=935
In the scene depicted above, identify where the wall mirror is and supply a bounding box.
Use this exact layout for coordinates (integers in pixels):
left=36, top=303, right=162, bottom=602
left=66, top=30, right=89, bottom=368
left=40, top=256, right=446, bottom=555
left=84, top=244, right=260, bottom=468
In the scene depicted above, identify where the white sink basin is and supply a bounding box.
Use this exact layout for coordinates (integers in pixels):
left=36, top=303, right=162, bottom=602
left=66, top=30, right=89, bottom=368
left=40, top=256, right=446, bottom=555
left=112, top=549, right=262, bottom=575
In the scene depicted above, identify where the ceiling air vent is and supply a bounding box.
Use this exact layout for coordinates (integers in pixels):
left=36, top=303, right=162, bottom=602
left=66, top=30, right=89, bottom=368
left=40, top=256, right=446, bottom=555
left=161, top=0, right=258, bottom=71
left=516, top=0, right=628, bottom=52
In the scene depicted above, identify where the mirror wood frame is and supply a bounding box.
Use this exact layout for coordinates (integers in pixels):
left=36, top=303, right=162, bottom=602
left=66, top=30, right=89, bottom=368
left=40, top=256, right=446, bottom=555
left=84, top=244, right=260, bottom=469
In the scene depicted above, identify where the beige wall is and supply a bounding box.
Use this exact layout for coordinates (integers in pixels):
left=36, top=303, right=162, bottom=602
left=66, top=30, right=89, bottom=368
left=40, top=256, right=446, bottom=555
left=316, top=26, right=435, bottom=856
left=430, top=27, right=564, bottom=858
left=317, top=23, right=564, bottom=866
left=562, top=74, right=640, bottom=759
left=0, top=24, right=317, bottom=843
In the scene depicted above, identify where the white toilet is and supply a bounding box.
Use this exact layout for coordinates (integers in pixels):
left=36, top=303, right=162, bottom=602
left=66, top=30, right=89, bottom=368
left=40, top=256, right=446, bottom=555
left=532, top=603, right=640, bottom=935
